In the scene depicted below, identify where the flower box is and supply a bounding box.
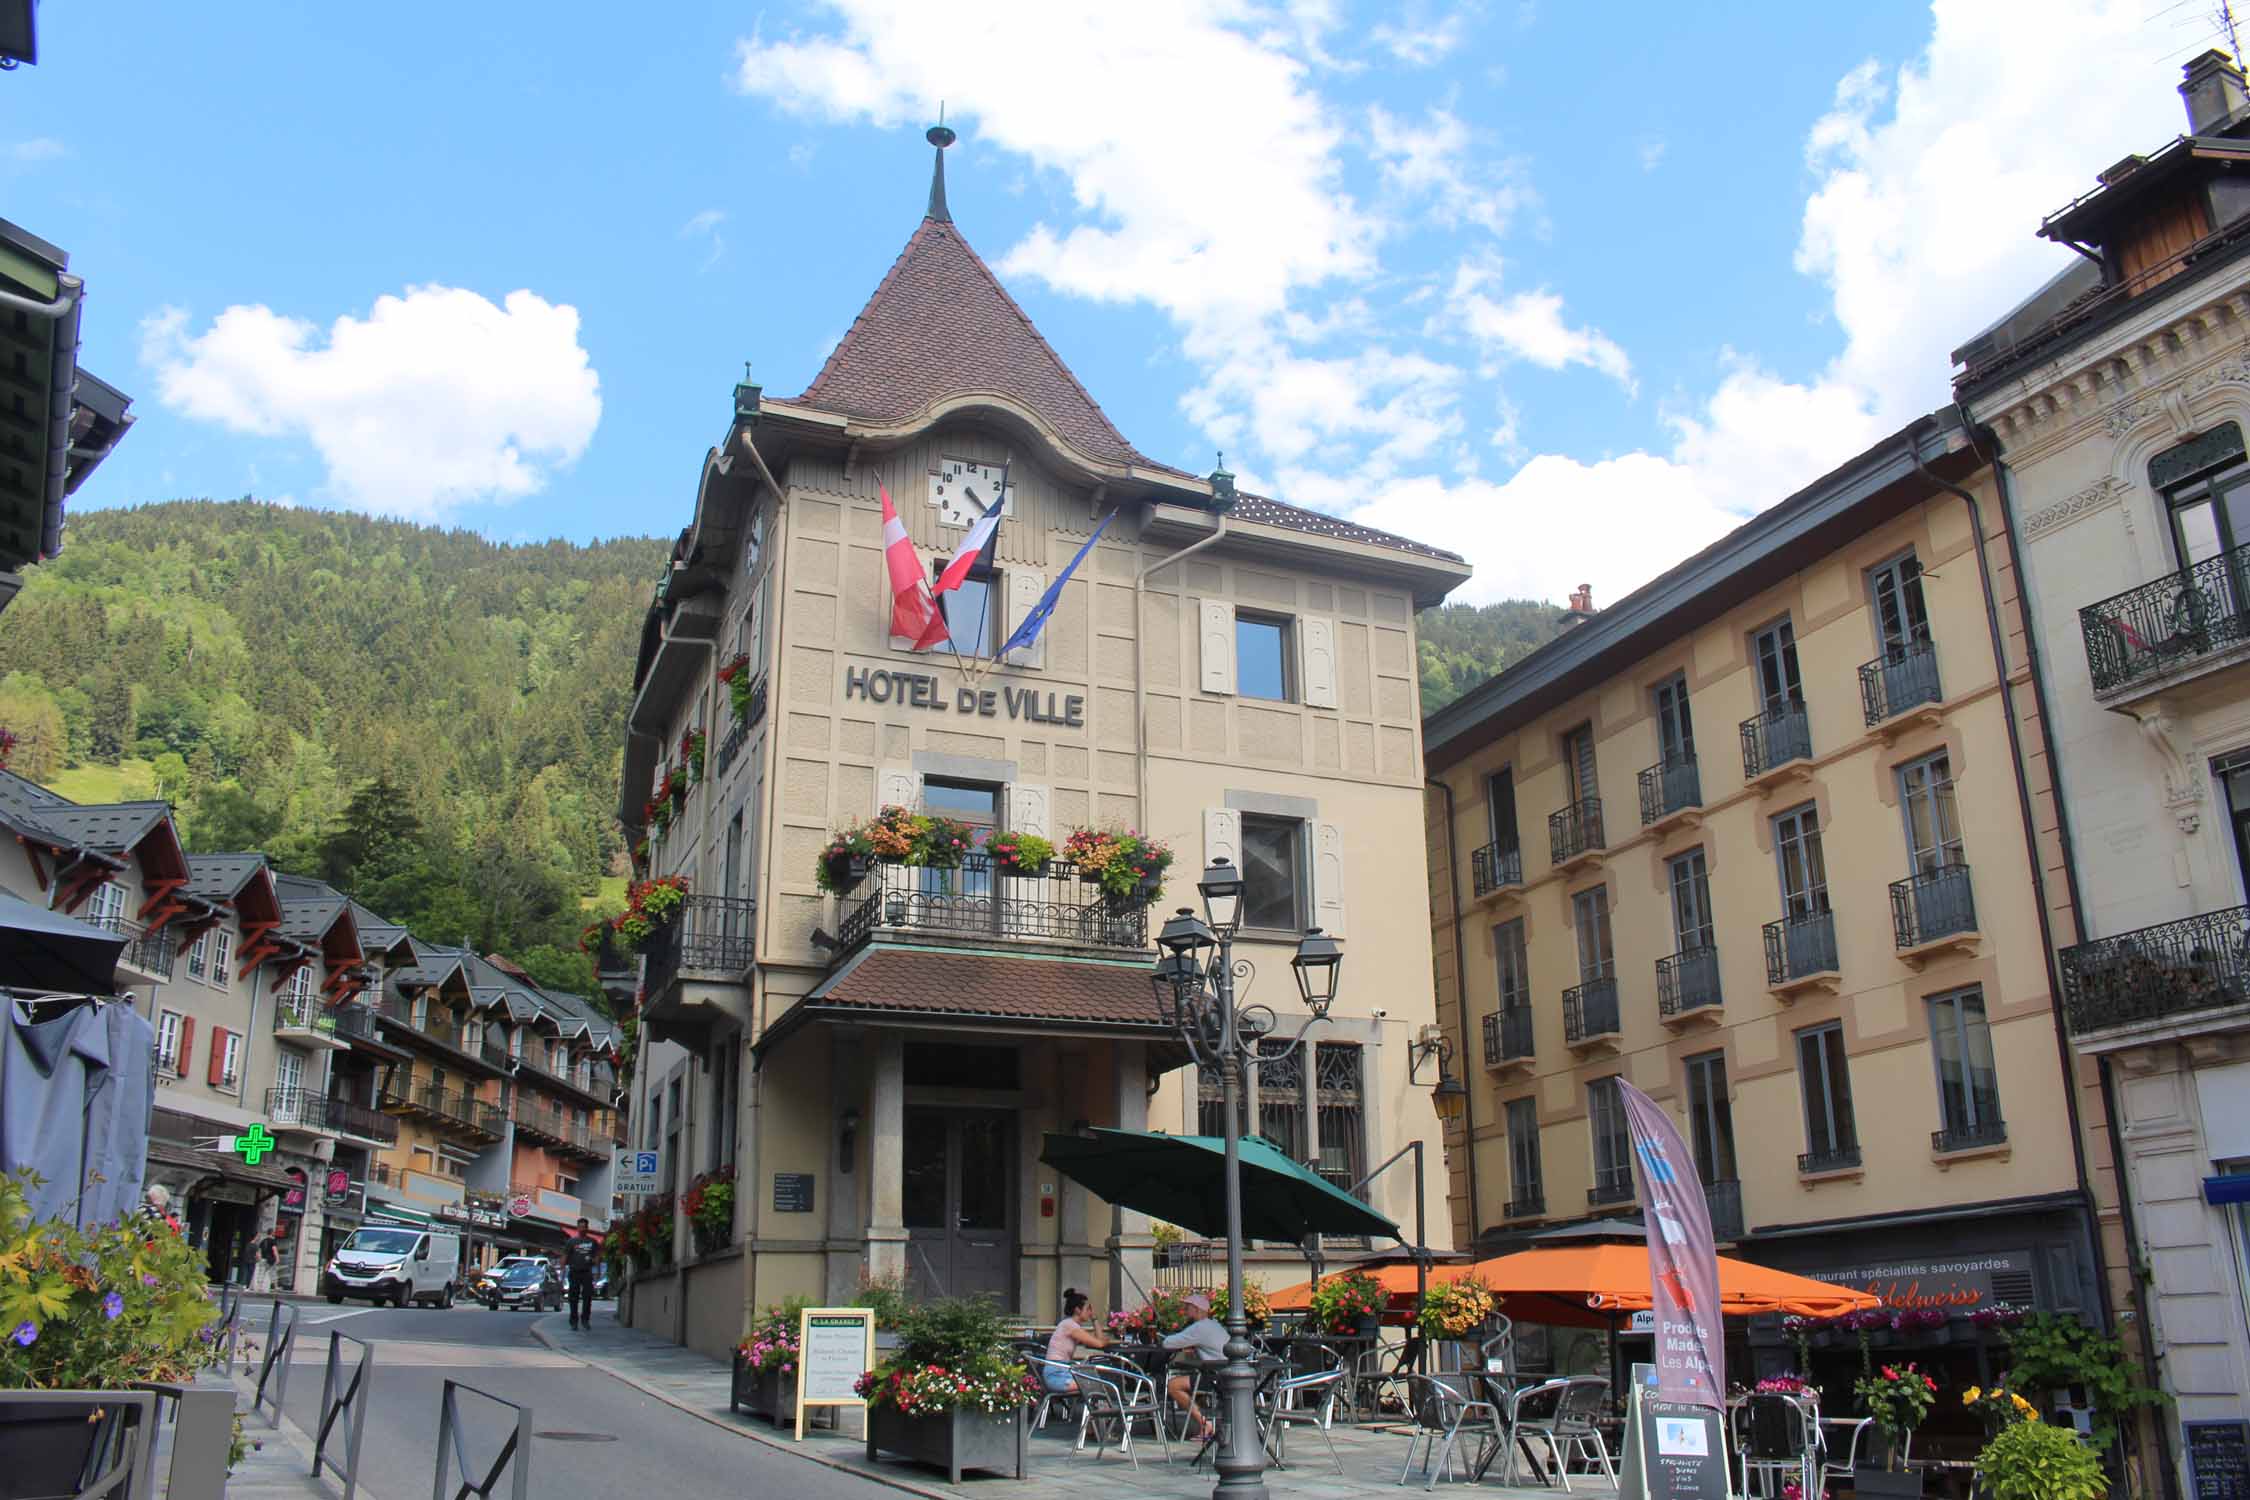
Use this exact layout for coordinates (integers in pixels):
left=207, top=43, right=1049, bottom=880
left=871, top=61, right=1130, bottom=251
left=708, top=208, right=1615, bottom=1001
left=729, top=1353, right=798, bottom=1424
left=821, top=852, right=870, bottom=897
left=864, top=1403, right=1025, bottom=1484
left=999, top=859, right=1051, bottom=880
left=0, top=1396, right=133, bottom=1498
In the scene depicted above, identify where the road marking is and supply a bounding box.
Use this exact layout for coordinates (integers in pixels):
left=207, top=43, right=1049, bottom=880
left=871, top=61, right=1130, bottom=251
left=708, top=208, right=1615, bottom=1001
left=300, top=1308, right=373, bottom=1326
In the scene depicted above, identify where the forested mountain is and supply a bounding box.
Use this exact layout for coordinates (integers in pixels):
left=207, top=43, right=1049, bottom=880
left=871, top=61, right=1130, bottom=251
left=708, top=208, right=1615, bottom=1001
left=0, top=501, right=667, bottom=997
left=1418, top=598, right=1573, bottom=713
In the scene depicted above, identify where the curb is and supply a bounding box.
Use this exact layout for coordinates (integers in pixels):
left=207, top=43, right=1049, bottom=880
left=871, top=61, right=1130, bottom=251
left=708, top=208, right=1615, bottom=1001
left=529, top=1314, right=953, bottom=1500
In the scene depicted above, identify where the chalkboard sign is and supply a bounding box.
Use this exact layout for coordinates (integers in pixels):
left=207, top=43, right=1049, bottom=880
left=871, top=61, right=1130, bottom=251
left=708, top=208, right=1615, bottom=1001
left=1616, top=1376, right=1730, bottom=1500
left=773, top=1172, right=815, bottom=1213
left=794, top=1308, right=876, bottom=1441
left=2187, top=1419, right=2249, bottom=1500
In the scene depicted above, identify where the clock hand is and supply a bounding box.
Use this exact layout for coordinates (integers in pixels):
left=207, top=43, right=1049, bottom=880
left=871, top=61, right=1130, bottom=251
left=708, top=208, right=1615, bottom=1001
left=961, top=483, right=994, bottom=519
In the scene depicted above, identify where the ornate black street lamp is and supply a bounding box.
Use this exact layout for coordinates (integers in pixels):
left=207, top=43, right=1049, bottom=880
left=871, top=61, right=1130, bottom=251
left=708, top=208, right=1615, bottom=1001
left=1149, top=856, right=1344, bottom=1500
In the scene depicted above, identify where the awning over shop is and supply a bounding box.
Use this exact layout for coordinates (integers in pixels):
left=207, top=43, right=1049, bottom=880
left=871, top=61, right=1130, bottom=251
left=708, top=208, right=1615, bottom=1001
left=145, top=1138, right=299, bottom=1196
left=363, top=1200, right=435, bottom=1228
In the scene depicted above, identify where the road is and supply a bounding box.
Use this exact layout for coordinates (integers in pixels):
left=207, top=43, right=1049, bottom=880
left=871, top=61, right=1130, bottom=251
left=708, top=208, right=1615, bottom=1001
left=271, top=1300, right=887, bottom=1500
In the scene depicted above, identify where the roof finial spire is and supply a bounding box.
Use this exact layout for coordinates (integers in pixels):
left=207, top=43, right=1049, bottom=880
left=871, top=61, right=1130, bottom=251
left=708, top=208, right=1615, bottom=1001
left=926, top=104, right=956, bottom=223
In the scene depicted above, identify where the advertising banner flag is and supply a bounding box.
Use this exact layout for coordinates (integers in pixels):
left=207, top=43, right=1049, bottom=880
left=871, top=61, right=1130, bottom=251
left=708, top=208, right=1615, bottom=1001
left=1619, top=1079, right=1725, bottom=1411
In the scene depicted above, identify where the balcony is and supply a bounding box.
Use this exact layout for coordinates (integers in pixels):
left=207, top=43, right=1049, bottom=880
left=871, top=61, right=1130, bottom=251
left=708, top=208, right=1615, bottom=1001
left=513, top=1104, right=605, bottom=1160
left=1932, top=1116, right=2008, bottom=1155
left=1547, top=798, right=1604, bottom=871
left=117, top=918, right=175, bottom=983
left=1481, top=1007, right=1534, bottom=1073
left=1638, top=756, right=1702, bottom=831
left=1587, top=1167, right=1635, bottom=1207
left=1704, top=1178, right=1744, bottom=1242
left=481, top=1039, right=515, bottom=1072
left=1763, top=910, right=1841, bottom=1000
left=1859, top=640, right=1943, bottom=731
left=1739, top=702, right=1813, bottom=788
left=273, top=997, right=348, bottom=1051
left=329, top=1005, right=388, bottom=1048
left=2058, top=905, right=2250, bottom=1043
left=1562, top=978, right=1621, bottom=1052
left=2080, top=540, right=2250, bottom=703
left=640, top=893, right=757, bottom=1048
left=1470, top=841, right=1523, bottom=900
left=1656, top=946, right=1723, bottom=1025
left=321, top=1095, right=399, bottom=1146
left=837, top=854, right=1149, bottom=959
left=268, top=1087, right=338, bottom=1138
left=1890, top=863, right=1979, bottom=964
left=1503, top=1191, right=1545, bottom=1220
left=1798, top=1145, right=1862, bottom=1176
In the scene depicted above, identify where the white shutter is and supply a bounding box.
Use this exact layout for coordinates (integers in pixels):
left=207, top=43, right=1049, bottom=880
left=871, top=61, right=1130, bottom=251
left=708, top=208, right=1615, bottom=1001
left=1007, top=784, right=1051, bottom=838
left=749, top=573, right=769, bottom=670
left=1313, top=820, right=1346, bottom=937
left=879, top=767, right=918, bottom=812
left=1004, top=569, right=1046, bottom=669
left=1199, top=599, right=1236, bottom=695
left=1204, top=808, right=1241, bottom=873
left=1300, top=615, right=1338, bottom=709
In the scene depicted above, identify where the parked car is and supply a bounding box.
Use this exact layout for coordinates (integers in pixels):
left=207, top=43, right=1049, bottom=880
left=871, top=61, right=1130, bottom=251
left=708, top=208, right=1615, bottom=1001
left=483, top=1257, right=563, bottom=1312
left=322, top=1228, right=461, bottom=1308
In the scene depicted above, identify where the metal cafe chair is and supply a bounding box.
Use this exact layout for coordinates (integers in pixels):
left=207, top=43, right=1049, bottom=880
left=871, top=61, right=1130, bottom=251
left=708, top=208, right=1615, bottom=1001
left=1024, top=1352, right=1126, bottom=1456
left=1264, top=1367, right=1347, bottom=1474
left=1735, top=1392, right=1818, bottom=1499
left=1395, top=1372, right=1504, bottom=1490
left=1514, top=1375, right=1616, bottom=1491
left=1818, top=1415, right=1879, bottom=1494
left=1082, top=1352, right=1173, bottom=1468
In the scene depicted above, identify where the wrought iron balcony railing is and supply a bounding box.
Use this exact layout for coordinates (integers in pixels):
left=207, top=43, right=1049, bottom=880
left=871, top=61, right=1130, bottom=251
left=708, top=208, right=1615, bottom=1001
left=330, top=1005, right=382, bottom=1045
left=1656, top=946, right=1723, bottom=1016
left=1548, top=798, right=1604, bottom=864
left=1764, top=909, right=1839, bottom=985
left=322, top=1095, right=399, bottom=1144
left=1481, top=1007, right=1534, bottom=1065
left=2058, top=904, right=2250, bottom=1036
left=481, top=1039, right=515, bottom=1072
left=1638, top=756, right=1701, bottom=825
left=1891, top=863, right=1977, bottom=949
left=1470, top=840, right=1523, bottom=897
left=1503, top=1191, right=1545, bottom=1219
left=1740, top=701, right=1812, bottom=779
left=1932, top=1116, right=2007, bottom=1153
left=119, top=918, right=175, bottom=981
left=1704, top=1178, right=1744, bottom=1242
left=836, top=854, right=1147, bottom=955
left=2081, top=540, right=2250, bottom=695
left=1860, top=639, right=1942, bottom=725
left=1798, top=1145, right=1862, bottom=1175
left=1588, top=1167, right=1636, bottom=1206
left=1563, top=977, right=1621, bottom=1042
left=274, top=998, right=337, bottom=1037
left=644, top=893, right=758, bottom=998
left=267, top=1087, right=334, bottom=1134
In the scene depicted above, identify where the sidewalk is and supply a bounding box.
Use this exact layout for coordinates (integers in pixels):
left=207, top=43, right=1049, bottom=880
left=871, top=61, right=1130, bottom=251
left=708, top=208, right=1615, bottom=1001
left=534, top=1312, right=1607, bottom=1499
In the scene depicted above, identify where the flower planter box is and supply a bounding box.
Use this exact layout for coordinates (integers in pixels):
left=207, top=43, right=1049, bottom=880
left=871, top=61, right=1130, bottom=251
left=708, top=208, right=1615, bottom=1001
left=823, top=854, right=871, bottom=898
left=729, top=1354, right=798, bottom=1424
left=0, top=1395, right=132, bottom=1499
left=1853, top=1466, right=1925, bottom=1500
left=998, top=860, right=1051, bottom=880
left=865, top=1403, right=1025, bottom=1484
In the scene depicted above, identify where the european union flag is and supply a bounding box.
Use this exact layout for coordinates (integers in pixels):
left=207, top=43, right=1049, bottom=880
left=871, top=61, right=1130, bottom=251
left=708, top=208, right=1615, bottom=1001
left=998, top=510, right=1115, bottom=658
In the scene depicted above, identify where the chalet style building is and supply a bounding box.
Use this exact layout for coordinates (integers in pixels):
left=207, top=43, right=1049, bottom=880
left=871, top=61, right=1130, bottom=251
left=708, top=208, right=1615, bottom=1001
left=614, top=135, right=1469, bottom=1356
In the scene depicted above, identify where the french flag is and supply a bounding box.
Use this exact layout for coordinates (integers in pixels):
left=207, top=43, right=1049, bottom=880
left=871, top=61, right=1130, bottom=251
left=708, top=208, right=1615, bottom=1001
left=935, top=464, right=1007, bottom=595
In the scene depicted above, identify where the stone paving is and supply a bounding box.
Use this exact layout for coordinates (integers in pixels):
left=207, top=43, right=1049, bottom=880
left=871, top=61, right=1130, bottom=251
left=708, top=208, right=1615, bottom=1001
left=534, top=1311, right=1619, bottom=1499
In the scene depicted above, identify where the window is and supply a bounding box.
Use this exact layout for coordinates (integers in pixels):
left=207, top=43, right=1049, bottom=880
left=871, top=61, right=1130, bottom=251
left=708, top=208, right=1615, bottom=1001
left=1486, top=769, right=1518, bottom=853
left=558, top=1174, right=579, bottom=1197
left=1254, top=1041, right=1305, bottom=1160
left=2156, top=423, right=2250, bottom=569
left=1493, top=919, right=1530, bottom=1014
left=220, top=1031, right=243, bottom=1090
left=1236, top=614, right=1292, bottom=702
left=744, top=502, right=765, bottom=573
left=1562, top=723, right=1596, bottom=804
left=666, top=1077, right=685, bottom=1196
left=1571, top=886, right=1614, bottom=982
left=211, top=930, right=233, bottom=982
left=411, top=995, right=429, bottom=1030
left=1684, top=1052, right=1736, bottom=1184
left=1752, top=619, right=1804, bottom=715
left=1588, top=1078, right=1632, bottom=1198
left=187, top=933, right=210, bottom=979
left=1773, top=804, right=1829, bottom=917
left=1197, top=1065, right=1232, bottom=1138
left=1653, top=675, right=1695, bottom=767
left=923, top=778, right=1000, bottom=898
left=1240, top=814, right=1305, bottom=932
left=1870, top=553, right=1932, bottom=658
left=1505, top=1097, right=1542, bottom=1208
left=1314, top=1043, right=1366, bottom=1217
left=1897, top=752, right=1964, bottom=874
left=931, top=564, right=999, bottom=658
left=85, top=881, right=125, bottom=931
left=155, top=1010, right=183, bottom=1073
left=1668, top=849, right=1715, bottom=952
left=276, top=1048, right=305, bottom=1099
left=1927, top=987, right=2002, bottom=1141
left=287, top=966, right=315, bottom=1007
left=1796, top=1023, right=1858, bottom=1166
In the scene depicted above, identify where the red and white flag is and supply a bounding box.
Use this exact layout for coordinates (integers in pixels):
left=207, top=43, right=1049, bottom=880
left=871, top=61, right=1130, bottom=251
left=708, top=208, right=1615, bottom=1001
left=880, top=482, right=950, bottom=650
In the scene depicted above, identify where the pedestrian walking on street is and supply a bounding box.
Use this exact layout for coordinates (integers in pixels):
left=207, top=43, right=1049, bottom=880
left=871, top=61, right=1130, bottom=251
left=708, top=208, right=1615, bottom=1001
left=251, top=1229, right=280, bottom=1293
left=564, top=1217, right=599, bottom=1329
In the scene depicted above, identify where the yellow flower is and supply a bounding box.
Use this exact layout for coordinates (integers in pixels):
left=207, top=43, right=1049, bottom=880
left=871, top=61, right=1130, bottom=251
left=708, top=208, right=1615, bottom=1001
left=1963, top=1387, right=1981, bottom=1404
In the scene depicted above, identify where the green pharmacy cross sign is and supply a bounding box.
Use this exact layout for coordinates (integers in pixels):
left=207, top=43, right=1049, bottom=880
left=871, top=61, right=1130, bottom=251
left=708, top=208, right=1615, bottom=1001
left=228, top=1124, right=276, bottom=1165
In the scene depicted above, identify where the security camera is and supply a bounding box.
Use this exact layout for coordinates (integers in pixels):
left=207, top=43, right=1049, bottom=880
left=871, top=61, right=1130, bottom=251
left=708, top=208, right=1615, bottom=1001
left=1371, top=1007, right=1390, bottom=1020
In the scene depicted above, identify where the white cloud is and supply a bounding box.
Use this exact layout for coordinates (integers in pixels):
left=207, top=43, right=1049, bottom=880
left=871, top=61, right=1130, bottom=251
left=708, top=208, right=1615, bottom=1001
left=141, top=286, right=601, bottom=521
left=7, top=138, right=66, bottom=164
left=1367, top=105, right=1525, bottom=236
left=1446, top=258, right=1632, bottom=388
left=679, top=208, right=727, bottom=271
left=1638, top=138, right=1666, bottom=172
left=1370, top=9, right=1470, bottom=66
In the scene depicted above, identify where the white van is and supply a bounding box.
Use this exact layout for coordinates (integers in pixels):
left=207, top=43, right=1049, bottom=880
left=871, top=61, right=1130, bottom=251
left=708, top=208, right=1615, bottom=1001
left=321, top=1226, right=462, bottom=1308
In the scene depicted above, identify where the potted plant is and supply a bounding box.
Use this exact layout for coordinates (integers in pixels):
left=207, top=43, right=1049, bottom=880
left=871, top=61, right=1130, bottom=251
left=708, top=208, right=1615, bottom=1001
left=731, top=1298, right=808, bottom=1421
left=852, top=1272, right=912, bottom=1352
left=682, top=728, right=707, bottom=786
left=1061, top=828, right=1175, bottom=907
left=858, top=1297, right=1032, bottom=1484
left=1961, top=1382, right=2042, bottom=1437
left=815, top=821, right=878, bottom=895
left=1976, top=1402, right=2108, bottom=1500
left=1308, top=1268, right=1387, bottom=1337
left=989, top=831, right=1054, bottom=880
left=1852, top=1361, right=1937, bottom=1498
left=683, top=1166, right=736, bottom=1256
left=1213, top=1279, right=1273, bottom=1332
left=1416, top=1277, right=1496, bottom=1344
left=0, top=1171, right=225, bottom=1494
left=910, top=814, right=974, bottom=872
left=1894, top=1305, right=1949, bottom=1344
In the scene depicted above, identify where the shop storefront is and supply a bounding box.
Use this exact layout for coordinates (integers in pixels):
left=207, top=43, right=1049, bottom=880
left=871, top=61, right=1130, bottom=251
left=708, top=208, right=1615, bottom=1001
left=143, top=1133, right=297, bottom=1288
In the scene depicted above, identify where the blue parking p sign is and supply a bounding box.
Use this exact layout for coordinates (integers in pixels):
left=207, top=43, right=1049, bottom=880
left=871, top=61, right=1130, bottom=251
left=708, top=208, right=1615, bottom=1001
left=616, top=1150, right=662, bottom=1196
left=635, top=1151, right=658, bottom=1174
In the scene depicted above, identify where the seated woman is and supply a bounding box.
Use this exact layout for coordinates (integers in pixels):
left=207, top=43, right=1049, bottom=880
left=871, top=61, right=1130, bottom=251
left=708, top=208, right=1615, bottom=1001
left=1161, top=1291, right=1228, bottom=1442
left=1041, top=1288, right=1114, bottom=1393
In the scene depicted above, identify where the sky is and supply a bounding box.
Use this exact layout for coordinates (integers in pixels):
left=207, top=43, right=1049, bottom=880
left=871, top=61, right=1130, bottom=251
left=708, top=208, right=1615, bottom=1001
left=2, top=1, right=2217, bottom=606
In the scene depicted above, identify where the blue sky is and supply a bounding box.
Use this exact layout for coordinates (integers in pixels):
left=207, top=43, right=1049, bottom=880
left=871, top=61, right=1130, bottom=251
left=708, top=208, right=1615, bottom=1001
left=5, top=2, right=2200, bottom=602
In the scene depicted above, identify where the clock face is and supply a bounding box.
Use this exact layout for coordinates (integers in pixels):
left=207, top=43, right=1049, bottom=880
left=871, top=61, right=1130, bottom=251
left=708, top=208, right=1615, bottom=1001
left=929, top=458, right=1011, bottom=528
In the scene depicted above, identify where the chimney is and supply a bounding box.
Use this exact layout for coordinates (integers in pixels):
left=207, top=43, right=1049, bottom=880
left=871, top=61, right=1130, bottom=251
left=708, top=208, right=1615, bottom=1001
left=2181, top=49, right=2249, bottom=135
left=1568, top=583, right=1594, bottom=615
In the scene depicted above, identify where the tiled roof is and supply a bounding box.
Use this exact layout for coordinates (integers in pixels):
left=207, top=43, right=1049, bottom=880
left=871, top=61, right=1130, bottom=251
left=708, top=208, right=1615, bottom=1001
left=347, top=900, right=413, bottom=956
left=0, top=772, right=71, bottom=847
left=798, top=944, right=1169, bottom=1030
left=1226, top=493, right=1465, bottom=564
left=0, top=773, right=168, bottom=855
left=791, top=216, right=1142, bottom=468
left=186, top=854, right=266, bottom=901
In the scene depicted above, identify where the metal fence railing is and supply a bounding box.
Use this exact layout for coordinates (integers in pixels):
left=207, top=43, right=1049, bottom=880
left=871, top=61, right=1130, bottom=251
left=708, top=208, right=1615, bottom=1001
left=435, top=1379, right=533, bottom=1500
left=313, top=1330, right=373, bottom=1500
left=213, top=1286, right=244, bottom=1375
left=253, top=1299, right=299, bottom=1428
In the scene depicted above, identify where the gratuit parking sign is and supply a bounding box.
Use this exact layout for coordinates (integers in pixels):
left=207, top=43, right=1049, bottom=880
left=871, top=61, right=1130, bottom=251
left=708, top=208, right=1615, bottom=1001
left=616, top=1150, right=661, bottom=1196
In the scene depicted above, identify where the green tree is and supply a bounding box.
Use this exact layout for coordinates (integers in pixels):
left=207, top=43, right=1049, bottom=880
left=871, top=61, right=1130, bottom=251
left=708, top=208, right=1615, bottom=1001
left=0, top=673, right=67, bottom=781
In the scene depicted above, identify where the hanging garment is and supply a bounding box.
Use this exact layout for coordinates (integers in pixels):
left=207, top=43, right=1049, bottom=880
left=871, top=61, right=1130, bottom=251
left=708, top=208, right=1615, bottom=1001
left=2, top=996, right=114, bottom=1224
left=85, top=1002, right=155, bottom=1224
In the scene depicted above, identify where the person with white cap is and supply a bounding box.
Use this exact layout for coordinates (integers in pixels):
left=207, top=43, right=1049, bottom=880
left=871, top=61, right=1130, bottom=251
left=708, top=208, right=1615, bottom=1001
left=1161, top=1290, right=1228, bottom=1442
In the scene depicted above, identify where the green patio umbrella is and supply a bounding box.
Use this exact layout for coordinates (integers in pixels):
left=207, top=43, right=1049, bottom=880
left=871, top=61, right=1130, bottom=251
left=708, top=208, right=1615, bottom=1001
left=1039, top=1127, right=1402, bottom=1243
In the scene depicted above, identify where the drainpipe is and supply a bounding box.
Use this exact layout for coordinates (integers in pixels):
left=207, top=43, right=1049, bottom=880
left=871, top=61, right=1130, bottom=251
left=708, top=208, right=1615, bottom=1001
left=1133, top=510, right=1230, bottom=841
left=1425, top=775, right=1481, bottom=1250
left=1959, top=412, right=2178, bottom=1500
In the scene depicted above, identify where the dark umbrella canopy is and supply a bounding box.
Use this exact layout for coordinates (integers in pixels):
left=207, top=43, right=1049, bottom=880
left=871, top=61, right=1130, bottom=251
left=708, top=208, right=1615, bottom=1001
left=1039, top=1127, right=1401, bottom=1243
left=0, top=891, right=124, bottom=994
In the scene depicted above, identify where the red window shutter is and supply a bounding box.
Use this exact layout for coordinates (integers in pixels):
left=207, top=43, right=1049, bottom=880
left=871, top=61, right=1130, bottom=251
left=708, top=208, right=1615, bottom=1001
left=207, top=1028, right=227, bottom=1087
left=177, top=1017, right=195, bottom=1078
